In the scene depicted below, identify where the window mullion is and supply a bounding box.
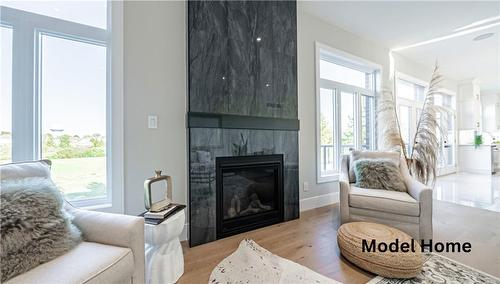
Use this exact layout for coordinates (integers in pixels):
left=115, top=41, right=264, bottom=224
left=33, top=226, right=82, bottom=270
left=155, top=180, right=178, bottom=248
left=11, top=22, right=37, bottom=162
left=335, top=88, right=342, bottom=170
left=354, top=92, right=360, bottom=151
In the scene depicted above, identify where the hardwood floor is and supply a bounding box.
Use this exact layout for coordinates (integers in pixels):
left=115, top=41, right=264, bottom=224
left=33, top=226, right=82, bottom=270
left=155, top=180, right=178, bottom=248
left=179, top=204, right=373, bottom=284
left=179, top=199, right=500, bottom=283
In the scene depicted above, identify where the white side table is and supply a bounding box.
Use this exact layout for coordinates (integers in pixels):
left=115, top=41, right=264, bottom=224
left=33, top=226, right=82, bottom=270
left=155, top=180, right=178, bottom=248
left=144, top=208, right=185, bottom=284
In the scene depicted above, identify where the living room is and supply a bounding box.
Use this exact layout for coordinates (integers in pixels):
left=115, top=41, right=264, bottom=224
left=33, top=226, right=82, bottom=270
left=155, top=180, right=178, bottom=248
left=1, top=1, right=499, bottom=284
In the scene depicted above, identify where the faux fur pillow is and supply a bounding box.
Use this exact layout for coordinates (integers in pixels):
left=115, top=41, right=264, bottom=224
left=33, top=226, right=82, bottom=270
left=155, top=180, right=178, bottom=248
left=0, top=178, right=82, bottom=281
left=349, top=150, right=401, bottom=183
left=353, top=159, right=407, bottom=192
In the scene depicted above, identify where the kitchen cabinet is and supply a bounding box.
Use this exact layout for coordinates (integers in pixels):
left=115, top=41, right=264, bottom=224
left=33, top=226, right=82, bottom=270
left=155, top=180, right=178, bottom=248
left=483, top=102, right=500, bottom=132
left=457, top=80, right=481, bottom=130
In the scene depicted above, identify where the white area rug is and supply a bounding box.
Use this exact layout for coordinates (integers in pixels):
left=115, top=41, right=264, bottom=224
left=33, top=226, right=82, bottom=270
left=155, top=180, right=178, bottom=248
left=209, top=239, right=340, bottom=284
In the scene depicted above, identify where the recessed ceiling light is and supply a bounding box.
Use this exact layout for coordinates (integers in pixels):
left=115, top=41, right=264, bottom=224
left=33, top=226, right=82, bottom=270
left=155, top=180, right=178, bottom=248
left=256, top=37, right=262, bottom=42
left=473, top=33, right=494, bottom=41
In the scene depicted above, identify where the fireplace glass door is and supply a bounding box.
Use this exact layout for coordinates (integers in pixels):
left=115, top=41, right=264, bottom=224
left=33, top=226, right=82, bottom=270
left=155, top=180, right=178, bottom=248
left=216, top=155, right=284, bottom=238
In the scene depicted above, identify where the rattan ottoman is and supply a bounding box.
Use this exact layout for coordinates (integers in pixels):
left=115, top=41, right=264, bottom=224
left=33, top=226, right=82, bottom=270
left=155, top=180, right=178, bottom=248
left=337, top=222, right=424, bottom=278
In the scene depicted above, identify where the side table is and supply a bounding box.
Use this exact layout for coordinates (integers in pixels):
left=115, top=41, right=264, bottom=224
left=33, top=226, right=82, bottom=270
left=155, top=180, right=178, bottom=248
left=144, top=208, right=185, bottom=284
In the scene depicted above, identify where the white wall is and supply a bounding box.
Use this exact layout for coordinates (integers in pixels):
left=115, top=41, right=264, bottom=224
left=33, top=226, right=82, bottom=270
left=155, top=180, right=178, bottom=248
left=123, top=1, right=187, bottom=215
left=393, top=52, right=458, bottom=93
left=120, top=2, right=458, bottom=215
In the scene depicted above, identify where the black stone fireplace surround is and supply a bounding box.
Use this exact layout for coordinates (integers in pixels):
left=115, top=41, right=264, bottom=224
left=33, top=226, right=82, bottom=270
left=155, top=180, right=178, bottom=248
left=216, top=155, right=284, bottom=238
left=188, top=0, right=298, bottom=247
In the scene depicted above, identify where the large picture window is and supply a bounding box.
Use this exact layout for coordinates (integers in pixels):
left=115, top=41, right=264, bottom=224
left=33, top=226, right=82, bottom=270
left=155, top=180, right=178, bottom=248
left=316, top=43, right=379, bottom=182
left=0, top=2, right=121, bottom=210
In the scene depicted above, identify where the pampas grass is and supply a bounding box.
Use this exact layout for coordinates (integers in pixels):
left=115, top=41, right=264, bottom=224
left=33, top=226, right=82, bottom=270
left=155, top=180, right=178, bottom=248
left=408, top=65, right=444, bottom=186
left=376, top=64, right=447, bottom=186
left=376, top=89, right=407, bottom=156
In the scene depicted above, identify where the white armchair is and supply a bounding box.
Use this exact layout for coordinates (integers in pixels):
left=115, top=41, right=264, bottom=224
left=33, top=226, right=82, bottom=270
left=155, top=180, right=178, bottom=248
left=339, top=154, right=433, bottom=240
left=1, top=160, right=145, bottom=284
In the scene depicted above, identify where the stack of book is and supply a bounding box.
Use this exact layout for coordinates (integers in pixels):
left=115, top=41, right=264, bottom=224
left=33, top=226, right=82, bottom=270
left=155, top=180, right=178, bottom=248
left=141, top=204, right=186, bottom=225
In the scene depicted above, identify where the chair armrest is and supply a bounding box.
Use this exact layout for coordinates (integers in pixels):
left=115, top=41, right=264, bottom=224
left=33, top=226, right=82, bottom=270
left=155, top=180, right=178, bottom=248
left=400, top=164, right=433, bottom=240
left=405, top=177, right=432, bottom=202
left=67, top=206, right=145, bottom=284
left=400, top=162, right=432, bottom=202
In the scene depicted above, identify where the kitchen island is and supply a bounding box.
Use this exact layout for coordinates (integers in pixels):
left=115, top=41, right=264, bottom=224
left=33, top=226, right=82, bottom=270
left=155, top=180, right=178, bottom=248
left=458, top=145, right=499, bottom=174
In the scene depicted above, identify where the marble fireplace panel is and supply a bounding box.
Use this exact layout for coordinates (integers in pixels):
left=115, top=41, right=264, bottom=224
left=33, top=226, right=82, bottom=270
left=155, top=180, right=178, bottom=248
left=189, top=128, right=298, bottom=246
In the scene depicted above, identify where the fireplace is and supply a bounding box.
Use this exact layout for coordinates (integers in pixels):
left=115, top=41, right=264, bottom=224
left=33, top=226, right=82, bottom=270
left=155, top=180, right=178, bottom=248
left=216, top=155, right=284, bottom=238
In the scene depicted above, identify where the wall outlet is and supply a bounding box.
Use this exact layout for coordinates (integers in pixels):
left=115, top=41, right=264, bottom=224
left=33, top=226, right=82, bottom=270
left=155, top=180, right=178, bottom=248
left=148, top=115, right=158, bottom=129
left=303, top=181, right=310, bottom=192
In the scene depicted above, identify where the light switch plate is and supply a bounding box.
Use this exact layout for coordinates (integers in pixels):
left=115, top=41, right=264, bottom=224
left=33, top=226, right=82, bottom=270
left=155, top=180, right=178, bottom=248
left=148, top=115, right=158, bottom=129
left=303, top=181, right=309, bottom=192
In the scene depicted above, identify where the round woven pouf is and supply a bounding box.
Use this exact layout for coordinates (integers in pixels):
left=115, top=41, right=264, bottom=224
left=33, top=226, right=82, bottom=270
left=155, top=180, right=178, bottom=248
left=337, top=222, right=424, bottom=278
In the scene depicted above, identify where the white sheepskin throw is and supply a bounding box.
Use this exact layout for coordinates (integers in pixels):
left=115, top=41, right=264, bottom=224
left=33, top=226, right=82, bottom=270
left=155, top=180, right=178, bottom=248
left=209, top=239, right=341, bottom=284
left=0, top=178, right=82, bottom=282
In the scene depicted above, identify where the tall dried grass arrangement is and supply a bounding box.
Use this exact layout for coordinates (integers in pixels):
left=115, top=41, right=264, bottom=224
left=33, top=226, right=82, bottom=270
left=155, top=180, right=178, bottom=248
left=408, top=65, right=444, bottom=185
left=376, top=64, right=446, bottom=186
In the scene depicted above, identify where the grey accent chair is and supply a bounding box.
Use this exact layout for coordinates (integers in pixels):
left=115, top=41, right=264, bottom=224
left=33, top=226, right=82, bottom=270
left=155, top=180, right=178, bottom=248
left=339, top=154, right=433, bottom=240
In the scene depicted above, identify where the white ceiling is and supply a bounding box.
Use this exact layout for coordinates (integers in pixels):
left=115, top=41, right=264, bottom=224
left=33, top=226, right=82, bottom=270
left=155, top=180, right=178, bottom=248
left=300, top=1, right=500, bottom=92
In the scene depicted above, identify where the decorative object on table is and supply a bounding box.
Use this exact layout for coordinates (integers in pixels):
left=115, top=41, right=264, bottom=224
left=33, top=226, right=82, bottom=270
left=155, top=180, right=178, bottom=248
left=377, top=64, right=447, bottom=185
left=232, top=133, right=248, bottom=156
left=474, top=130, right=483, bottom=148
left=474, top=134, right=483, bottom=148
left=144, top=207, right=186, bottom=284
left=144, top=203, right=182, bottom=220
left=474, top=123, right=483, bottom=148
left=337, top=222, right=424, bottom=279
left=367, top=253, right=500, bottom=284
left=209, top=239, right=340, bottom=284
left=140, top=204, right=186, bottom=225
left=0, top=177, right=82, bottom=282
left=144, top=170, right=172, bottom=212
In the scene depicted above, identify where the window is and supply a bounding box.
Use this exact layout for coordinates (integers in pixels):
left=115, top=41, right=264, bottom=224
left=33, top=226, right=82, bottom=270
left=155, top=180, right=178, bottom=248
left=396, top=75, right=427, bottom=154
left=1, top=2, right=122, bottom=210
left=316, top=43, right=379, bottom=182
left=435, top=92, right=456, bottom=171
left=40, top=35, right=107, bottom=201
left=1, top=26, right=13, bottom=164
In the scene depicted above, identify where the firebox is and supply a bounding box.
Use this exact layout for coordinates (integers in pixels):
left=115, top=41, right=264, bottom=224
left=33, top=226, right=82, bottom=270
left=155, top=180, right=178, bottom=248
left=216, top=154, right=284, bottom=239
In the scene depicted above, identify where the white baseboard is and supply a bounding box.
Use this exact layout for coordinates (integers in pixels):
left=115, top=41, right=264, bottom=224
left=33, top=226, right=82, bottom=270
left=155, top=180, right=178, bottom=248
left=299, top=192, right=339, bottom=212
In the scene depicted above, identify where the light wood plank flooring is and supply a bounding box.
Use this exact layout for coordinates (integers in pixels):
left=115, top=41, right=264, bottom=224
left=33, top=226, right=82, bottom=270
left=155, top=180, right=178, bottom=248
left=179, top=204, right=372, bottom=284
left=179, top=200, right=500, bottom=283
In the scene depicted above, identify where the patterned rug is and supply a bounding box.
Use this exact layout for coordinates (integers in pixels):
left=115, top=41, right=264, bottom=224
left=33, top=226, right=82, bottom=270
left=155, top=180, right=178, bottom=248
left=209, top=239, right=341, bottom=284
left=367, top=253, right=500, bottom=284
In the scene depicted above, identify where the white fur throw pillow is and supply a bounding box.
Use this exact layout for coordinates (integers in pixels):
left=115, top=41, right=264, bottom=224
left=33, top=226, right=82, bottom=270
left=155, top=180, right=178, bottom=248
left=349, top=150, right=401, bottom=183
left=0, top=178, right=82, bottom=281
left=352, top=159, right=407, bottom=192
